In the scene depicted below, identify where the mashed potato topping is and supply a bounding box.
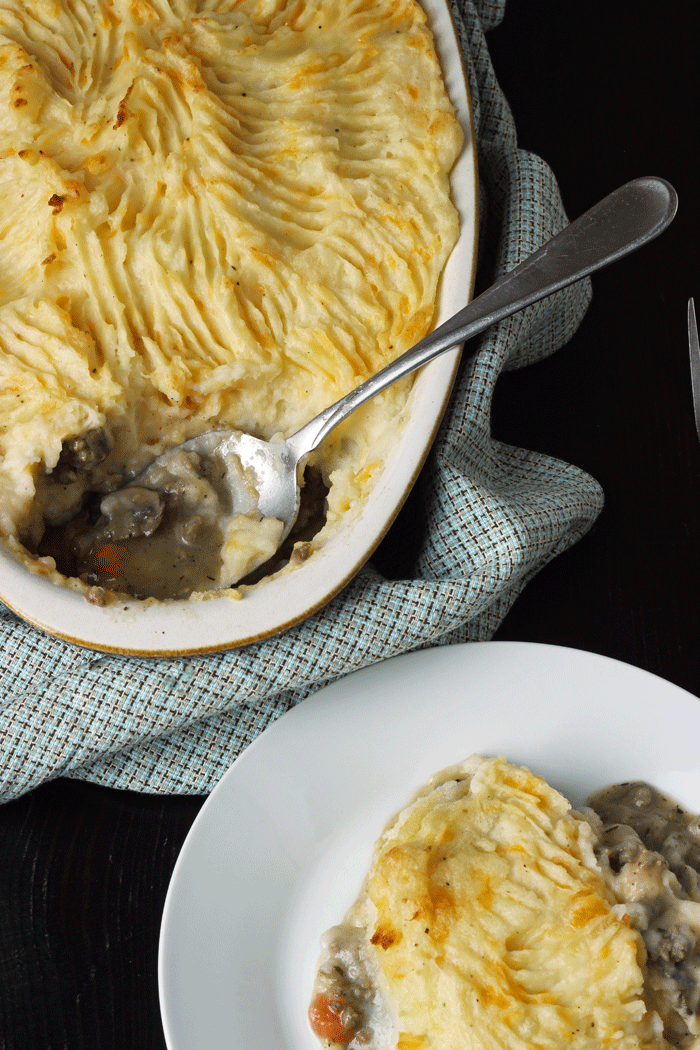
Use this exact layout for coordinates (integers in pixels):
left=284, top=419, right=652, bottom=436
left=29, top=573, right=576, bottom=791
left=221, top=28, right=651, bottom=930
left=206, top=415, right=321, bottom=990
left=310, top=757, right=668, bottom=1050
left=0, top=0, right=463, bottom=599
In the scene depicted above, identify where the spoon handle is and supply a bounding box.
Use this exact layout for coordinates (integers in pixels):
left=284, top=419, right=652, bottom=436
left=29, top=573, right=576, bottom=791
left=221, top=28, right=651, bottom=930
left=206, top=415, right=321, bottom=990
left=288, top=176, right=677, bottom=458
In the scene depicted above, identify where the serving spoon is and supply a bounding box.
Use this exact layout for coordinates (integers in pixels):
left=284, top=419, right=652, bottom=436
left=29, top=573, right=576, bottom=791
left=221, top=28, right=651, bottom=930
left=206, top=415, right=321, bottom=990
left=136, top=176, right=678, bottom=548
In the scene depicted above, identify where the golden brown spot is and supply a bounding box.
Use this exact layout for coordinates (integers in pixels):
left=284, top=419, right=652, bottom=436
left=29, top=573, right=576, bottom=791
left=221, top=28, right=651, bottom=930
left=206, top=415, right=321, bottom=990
left=82, top=153, right=107, bottom=173
left=48, top=193, right=65, bottom=213
left=476, top=876, right=494, bottom=912
left=42, top=254, right=57, bottom=265
left=568, top=892, right=609, bottom=930
left=113, top=84, right=133, bottom=129
left=58, top=52, right=75, bottom=75
left=398, top=1035, right=427, bottom=1050
left=13, top=98, right=28, bottom=107
left=284, top=0, right=306, bottom=30
left=371, top=925, right=400, bottom=950
left=502, top=770, right=551, bottom=808
left=472, top=979, right=510, bottom=1011
left=427, top=884, right=455, bottom=944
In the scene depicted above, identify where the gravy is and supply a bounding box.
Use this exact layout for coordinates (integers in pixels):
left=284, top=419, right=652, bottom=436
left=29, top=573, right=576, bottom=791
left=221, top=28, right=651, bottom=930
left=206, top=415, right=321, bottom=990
left=36, top=432, right=327, bottom=600
left=586, top=782, right=700, bottom=1048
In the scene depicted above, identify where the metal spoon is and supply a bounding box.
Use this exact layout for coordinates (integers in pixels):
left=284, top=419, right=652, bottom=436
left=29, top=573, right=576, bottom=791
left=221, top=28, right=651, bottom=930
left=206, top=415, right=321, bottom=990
left=136, top=176, right=678, bottom=549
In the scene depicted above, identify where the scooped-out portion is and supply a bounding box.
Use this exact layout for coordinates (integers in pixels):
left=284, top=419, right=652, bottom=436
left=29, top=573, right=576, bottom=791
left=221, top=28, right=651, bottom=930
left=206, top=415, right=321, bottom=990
left=0, top=0, right=464, bottom=603
left=38, top=439, right=286, bottom=600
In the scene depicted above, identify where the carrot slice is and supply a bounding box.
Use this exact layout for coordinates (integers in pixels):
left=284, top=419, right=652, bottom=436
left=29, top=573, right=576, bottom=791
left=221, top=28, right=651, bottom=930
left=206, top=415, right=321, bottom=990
left=308, top=993, right=354, bottom=1043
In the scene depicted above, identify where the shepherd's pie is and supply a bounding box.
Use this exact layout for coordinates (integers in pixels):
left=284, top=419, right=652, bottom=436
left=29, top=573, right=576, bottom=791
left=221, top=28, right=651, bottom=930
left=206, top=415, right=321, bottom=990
left=0, top=0, right=463, bottom=599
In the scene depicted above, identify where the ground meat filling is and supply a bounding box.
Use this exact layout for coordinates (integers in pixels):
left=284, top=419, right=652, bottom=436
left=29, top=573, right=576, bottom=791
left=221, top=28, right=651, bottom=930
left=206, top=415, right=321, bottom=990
left=309, top=924, right=394, bottom=1049
left=587, top=782, right=700, bottom=1048
left=34, top=430, right=329, bottom=600
left=53, top=428, right=112, bottom=484
left=67, top=449, right=230, bottom=600
left=32, top=427, right=116, bottom=532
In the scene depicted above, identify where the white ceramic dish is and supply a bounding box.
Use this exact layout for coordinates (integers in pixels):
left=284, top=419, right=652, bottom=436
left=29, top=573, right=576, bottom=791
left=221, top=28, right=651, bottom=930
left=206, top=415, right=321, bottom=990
left=0, top=0, right=478, bottom=656
left=158, top=640, right=700, bottom=1050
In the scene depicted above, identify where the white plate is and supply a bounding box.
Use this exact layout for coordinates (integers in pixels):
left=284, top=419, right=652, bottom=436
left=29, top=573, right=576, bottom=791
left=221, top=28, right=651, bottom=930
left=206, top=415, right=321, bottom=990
left=158, top=641, right=700, bottom=1050
left=0, top=0, right=477, bottom=656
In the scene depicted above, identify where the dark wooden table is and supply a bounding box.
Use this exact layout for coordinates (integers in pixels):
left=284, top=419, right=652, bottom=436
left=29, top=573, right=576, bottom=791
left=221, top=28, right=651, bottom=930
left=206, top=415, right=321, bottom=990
left=1, top=3, right=698, bottom=1047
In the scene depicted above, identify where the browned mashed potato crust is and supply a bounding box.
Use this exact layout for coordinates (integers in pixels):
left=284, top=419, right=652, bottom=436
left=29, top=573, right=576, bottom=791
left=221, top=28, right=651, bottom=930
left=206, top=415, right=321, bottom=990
left=310, top=757, right=700, bottom=1050
left=0, top=0, right=463, bottom=600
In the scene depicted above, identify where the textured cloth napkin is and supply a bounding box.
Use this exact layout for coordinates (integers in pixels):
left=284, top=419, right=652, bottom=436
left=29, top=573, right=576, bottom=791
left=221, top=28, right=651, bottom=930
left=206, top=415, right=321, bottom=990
left=0, top=0, right=604, bottom=803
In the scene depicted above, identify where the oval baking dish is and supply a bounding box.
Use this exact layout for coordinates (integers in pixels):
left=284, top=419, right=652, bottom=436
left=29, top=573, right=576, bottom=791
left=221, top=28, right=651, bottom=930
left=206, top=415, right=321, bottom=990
left=0, top=0, right=477, bottom=656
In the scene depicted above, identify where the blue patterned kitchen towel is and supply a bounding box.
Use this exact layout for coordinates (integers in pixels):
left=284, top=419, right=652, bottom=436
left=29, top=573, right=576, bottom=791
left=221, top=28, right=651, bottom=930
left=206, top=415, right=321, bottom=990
left=0, top=0, right=603, bottom=802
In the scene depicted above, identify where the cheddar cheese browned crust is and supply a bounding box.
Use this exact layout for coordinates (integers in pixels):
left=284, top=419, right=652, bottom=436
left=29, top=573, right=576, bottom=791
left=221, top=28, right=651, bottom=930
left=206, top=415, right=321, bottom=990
left=0, top=0, right=463, bottom=595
